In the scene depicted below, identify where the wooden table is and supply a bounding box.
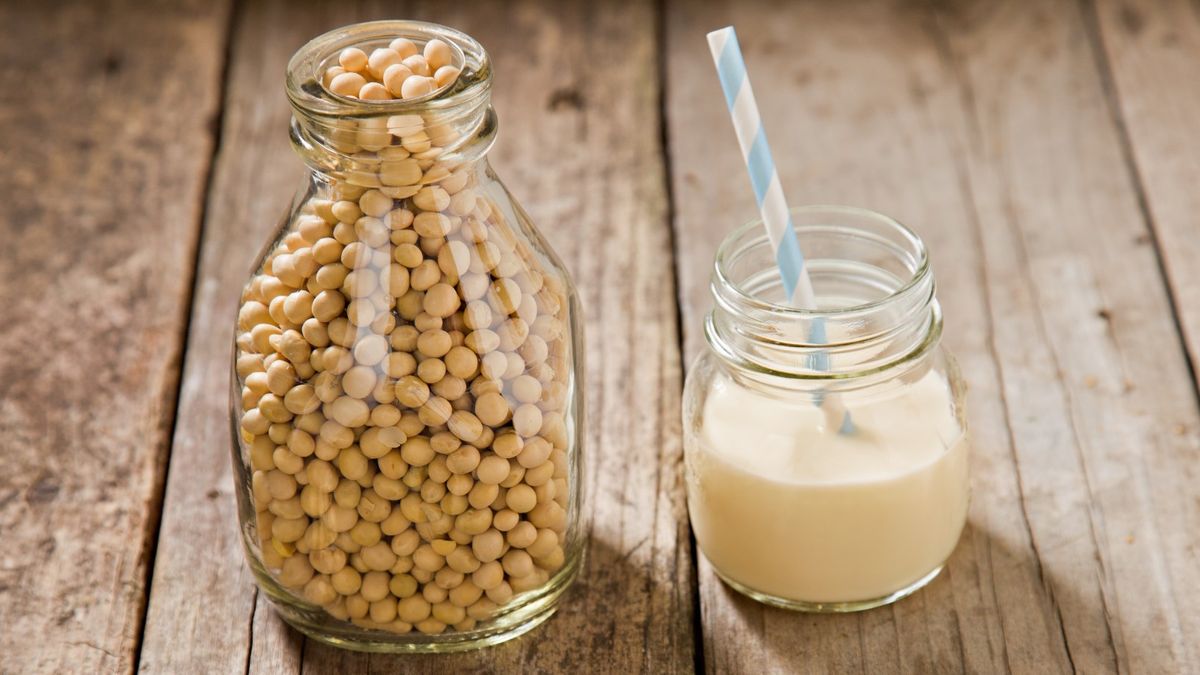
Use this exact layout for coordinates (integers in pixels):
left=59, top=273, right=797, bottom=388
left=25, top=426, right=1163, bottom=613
left=4, top=0, right=1199, bottom=672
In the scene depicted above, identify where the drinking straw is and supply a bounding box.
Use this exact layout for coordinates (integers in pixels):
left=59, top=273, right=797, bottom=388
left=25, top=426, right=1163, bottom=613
left=706, top=26, right=854, bottom=434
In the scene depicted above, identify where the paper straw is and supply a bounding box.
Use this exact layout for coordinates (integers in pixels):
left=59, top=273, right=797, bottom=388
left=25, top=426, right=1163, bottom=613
left=707, top=26, right=854, bottom=434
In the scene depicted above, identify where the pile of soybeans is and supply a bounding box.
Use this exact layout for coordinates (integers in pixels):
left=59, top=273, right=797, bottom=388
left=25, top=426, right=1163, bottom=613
left=324, top=37, right=461, bottom=101
left=234, top=33, right=573, bottom=637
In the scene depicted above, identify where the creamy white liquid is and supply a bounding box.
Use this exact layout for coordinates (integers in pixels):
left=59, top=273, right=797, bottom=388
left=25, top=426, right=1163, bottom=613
left=686, top=370, right=969, bottom=604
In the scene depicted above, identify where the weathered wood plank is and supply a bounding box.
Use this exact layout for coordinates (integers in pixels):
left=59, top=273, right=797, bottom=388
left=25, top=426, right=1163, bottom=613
left=1086, top=0, right=1200, bottom=665
left=939, top=2, right=1200, bottom=671
left=665, top=0, right=1200, bottom=673
left=139, top=0, right=694, bottom=672
left=136, top=0, right=311, bottom=671
left=1091, top=0, right=1200, bottom=393
left=0, top=1, right=230, bottom=673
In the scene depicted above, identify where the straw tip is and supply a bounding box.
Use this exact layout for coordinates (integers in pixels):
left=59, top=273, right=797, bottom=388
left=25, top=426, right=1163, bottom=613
left=706, top=26, right=735, bottom=49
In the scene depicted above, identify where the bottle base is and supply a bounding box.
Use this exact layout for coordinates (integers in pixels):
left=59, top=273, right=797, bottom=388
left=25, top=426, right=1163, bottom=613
left=250, top=543, right=582, bottom=653
left=280, top=597, right=561, bottom=653
left=714, top=564, right=944, bottom=613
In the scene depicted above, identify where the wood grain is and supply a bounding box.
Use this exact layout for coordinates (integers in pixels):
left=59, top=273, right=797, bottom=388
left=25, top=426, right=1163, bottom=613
left=939, top=2, right=1200, bottom=671
left=665, top=0, right=1200, bottom=673
left=136, top=0, right=311, bottom=671
left=12, top=1, right=1199, bottom=672
left=0, top=1, right=230, bottom=673
left=1091, top=0, right=1200, bottom=385
left=138, top=0, right=694, bottom=673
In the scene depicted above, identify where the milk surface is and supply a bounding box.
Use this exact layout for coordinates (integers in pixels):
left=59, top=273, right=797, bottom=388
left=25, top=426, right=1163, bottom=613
left=686, top=369, right=968, bottom=604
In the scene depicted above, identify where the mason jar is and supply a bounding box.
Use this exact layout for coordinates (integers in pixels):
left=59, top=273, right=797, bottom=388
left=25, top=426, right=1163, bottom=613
left=683, top=206, right=968, bottom=612
left=229, top=20, right=586, bottom=651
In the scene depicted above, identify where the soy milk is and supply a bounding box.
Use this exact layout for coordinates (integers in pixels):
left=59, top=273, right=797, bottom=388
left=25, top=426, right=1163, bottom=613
left=686, top=369, right=968, bottom=604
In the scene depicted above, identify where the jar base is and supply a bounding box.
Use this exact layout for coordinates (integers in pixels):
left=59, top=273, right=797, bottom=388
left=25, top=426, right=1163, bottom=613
left=714, top=564, right=944, bottom=613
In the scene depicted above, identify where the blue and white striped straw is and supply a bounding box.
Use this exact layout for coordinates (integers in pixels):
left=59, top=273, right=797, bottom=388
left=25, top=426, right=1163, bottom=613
left=707, top=26, right=854, bottom=434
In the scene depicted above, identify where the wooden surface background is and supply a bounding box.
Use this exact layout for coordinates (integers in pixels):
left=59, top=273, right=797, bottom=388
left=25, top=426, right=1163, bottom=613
left=2, top=0, right=1198, bottom=673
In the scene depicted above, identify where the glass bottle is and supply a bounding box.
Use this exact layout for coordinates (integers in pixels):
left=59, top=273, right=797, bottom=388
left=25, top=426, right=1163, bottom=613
left=230, top=20, right=586, bottom=651
left=682, top=206, right=968, bottom=612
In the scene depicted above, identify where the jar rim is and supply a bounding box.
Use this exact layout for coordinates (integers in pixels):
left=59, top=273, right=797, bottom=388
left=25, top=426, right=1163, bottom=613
left=713, top=204, right=929, bottom=319
left=285, top=20, right=492, bottom=119
left=705, top=205, right=940, bottom=381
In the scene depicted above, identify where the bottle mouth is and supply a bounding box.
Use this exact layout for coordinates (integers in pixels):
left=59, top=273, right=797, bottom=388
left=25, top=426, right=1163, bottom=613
left=707, top=205, right=940, bottom=379
left=283, top=20, right=498, bottom=183
left=286, top=20, right=492, bottom=118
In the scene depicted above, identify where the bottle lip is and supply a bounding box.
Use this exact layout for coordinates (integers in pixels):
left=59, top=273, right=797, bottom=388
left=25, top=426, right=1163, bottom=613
left=712, top=204, right=930, bottom=320
left=285, top=20, right=493, bottom=120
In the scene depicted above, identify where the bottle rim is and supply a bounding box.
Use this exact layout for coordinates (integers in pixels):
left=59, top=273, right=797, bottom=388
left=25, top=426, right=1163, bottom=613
left=282, top=20, right=499, bottom=178
left=285, top=20, right=493, bottom=119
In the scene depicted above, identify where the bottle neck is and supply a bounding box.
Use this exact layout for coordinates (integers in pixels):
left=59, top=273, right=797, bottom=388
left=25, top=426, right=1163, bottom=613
left=285, top=20, right=496, bottom=183
left=705, top=206, right=941, bottom=388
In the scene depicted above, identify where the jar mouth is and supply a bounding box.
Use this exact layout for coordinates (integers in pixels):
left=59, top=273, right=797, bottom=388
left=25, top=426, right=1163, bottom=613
left=706, top=205, right=939, bottom=380
left=286, top=20, right=492, bottom=119
left=713, top=205, right=929, bottom=320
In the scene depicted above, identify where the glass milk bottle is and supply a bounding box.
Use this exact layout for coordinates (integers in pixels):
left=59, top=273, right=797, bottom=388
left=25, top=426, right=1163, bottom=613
left=683, top=206, right=968, bottom=611
left=230, top=21, right=585, bottom=651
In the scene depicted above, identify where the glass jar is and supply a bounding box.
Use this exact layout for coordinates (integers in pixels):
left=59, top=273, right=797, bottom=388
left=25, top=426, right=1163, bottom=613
left=229, top=20, right=585, bottom=652
left=683, top=206, right=968, bottom=612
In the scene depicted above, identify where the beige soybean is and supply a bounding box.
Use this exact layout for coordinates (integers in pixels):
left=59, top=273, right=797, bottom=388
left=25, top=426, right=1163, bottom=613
left=279, top=554, right=315, bottom=588
left=485, top=581, right=513, bottom=605
left=523, top=459, right=555, bottom=487
left=322, top=504, right=358, bottom=533
left=491, top=432, right=523, bottom=459
left=423, top=38, right=453, bottom=70
left=272, top=516, right=308, bottom=543
left=401, top=75, right=435, bottom=99
left=383, top=63, right=414, bottom=96
left=419, top=396, right=453, bottom=426
left=311, top=547, right=347, bottom=575
left=334, top=479, right=362, bottom=507
left=506, top=521, right=537, bottom=549
left=357, top=489, right=393, bottom=523
left=397, top=595, right=431, bottom=623
left=447, top=473, right=474, bottom=496
left=471, top=529, right=504, bottom=563
left=505, top=484, right=536, bottom=514
left=336, top=446, right=369, bottom=480
left=361, top=571, right=391, bottom=602
left=359, top=82, right=390, bottom=101
left=512, top=404, right=543, bottom=438
left=491, top=509, right=519, bottom=533
left=416, top=358, right=446, bottom=384
left=422, top=283, right=460, bottom=318
left=499, top=465, right=526, bottom=489
left=434, top=66, right=460, bottom=89
left=330, top=71, right=367, bottom=96
left=339, top=47, right=368, bottom=72
left=394, top=375, right=430, bottom=409
left=417, top=329, right=452, bottom=357
left=350, top=519, right=383, bottom=547
left=421, top=583, right=448, bottom=603
left=300, top=484, right=332, bottom=516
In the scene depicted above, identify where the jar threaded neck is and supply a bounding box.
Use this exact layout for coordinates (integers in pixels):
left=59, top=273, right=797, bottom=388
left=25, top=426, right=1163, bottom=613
left=707, top=205, right=940, bottom=381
